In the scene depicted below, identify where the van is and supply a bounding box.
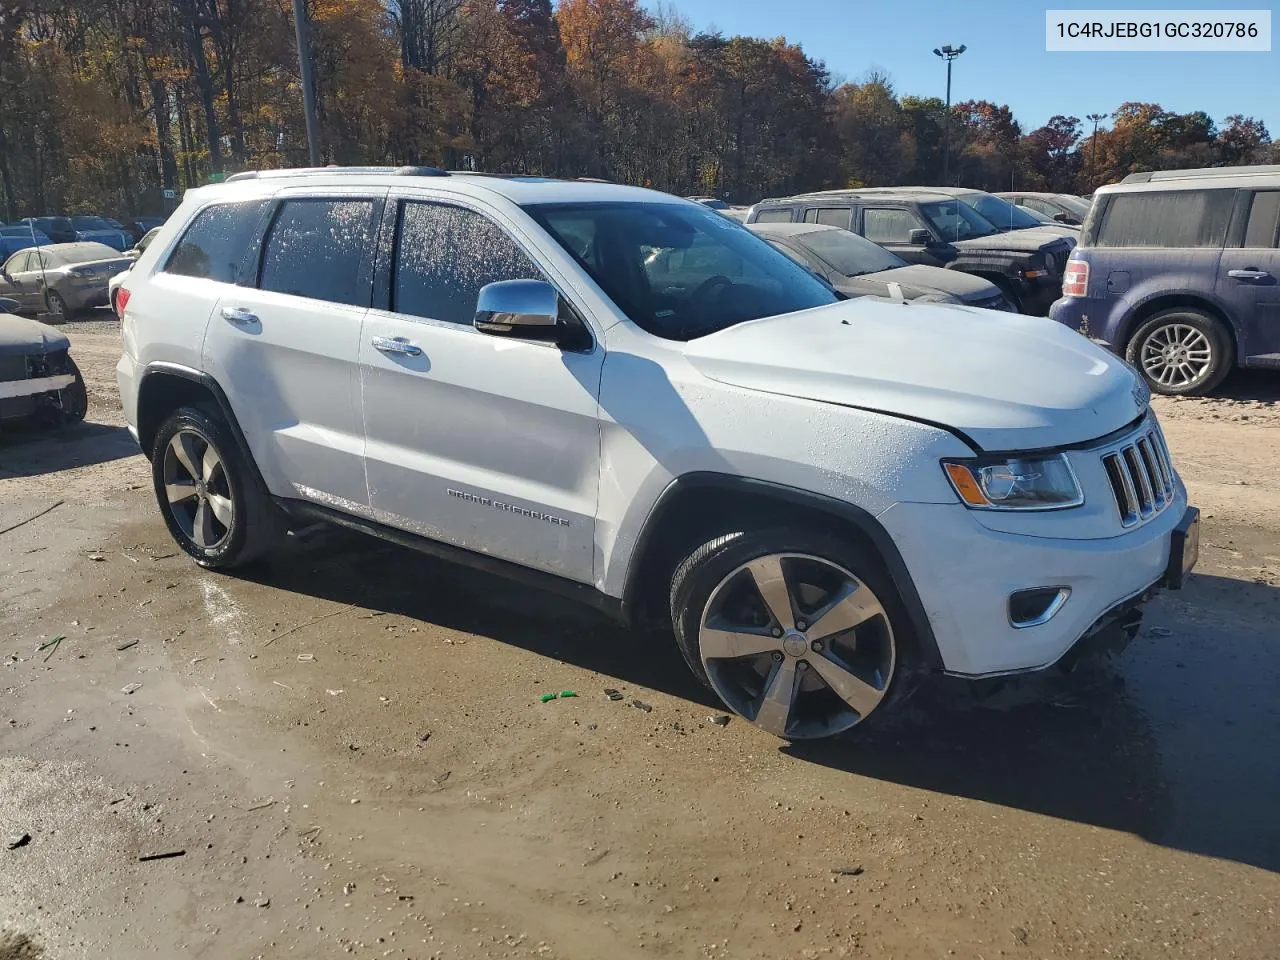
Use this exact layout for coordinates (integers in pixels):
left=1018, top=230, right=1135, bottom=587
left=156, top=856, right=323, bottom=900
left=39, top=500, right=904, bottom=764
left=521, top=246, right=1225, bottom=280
left=1050, top=164, right=1280, bottom=395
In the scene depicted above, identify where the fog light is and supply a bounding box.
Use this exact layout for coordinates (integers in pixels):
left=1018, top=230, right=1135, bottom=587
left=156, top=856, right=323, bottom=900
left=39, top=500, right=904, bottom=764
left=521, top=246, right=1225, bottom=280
left=1008, top=587, right=1071, bottom=628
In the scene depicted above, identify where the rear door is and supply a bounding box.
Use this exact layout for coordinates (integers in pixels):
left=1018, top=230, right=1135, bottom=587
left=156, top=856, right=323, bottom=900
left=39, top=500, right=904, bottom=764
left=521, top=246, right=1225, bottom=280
left=359, top=194, right=603, bottom=582
left=802, top=207, right=852, bottom=229
left=1217, top=188, right=1280, bottom=363
left=202, top=189, right=384, bottom=512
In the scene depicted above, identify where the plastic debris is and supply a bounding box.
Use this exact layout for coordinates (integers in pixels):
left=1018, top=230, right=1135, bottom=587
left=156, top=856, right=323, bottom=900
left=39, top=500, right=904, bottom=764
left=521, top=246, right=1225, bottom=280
left=832, top=865, right=863, bottom=877
left=559, top=690, right=578, bottom=698
left=121, top=682, right=143, bottom=695
left=246, top=799, right=276, bottom=811
left=138, top=850, right=185, bottom=862
left=631, top=699, right=653, bottom=713
left=709, top=715, right=731, bottom=726
left=38, top=634, right=66, bottom=651
left=540, top=693, right=558, bottom=703
left=297, top=654, right=315, bottom=663
left=6, top=833, right=31, bottom=850
left=604, top=688, right=624, bottom=701
left=116, top=639, right=139, bottom=651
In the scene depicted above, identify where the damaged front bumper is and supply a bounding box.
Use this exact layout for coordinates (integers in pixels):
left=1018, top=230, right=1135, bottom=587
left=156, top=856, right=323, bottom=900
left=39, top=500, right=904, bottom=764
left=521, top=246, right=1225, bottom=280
left=0, top=350, right=79, bottom=421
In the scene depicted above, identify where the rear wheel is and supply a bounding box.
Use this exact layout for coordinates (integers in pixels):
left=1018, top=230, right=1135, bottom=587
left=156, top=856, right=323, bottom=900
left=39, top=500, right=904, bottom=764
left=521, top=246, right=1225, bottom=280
left=670, top=529, right=907, bottom=740
left=1126, top=308, right=1231, bottom=396
left=151, top=405, right=283, bottom=568
left=45, top=291, right=69, bottom=323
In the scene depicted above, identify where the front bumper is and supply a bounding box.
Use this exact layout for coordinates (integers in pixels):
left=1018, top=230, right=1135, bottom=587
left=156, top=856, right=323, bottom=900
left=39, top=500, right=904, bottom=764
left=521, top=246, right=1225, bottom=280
left=1016, top=274, right=1064, bottom=316
left=878, top=496, right=1195, bottom=678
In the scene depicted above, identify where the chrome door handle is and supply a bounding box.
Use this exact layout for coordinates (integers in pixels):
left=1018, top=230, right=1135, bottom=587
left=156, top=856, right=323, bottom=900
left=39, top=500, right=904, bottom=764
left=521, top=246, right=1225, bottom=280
left=371, top=335, right=422, bottom=357
left=220, top=306, right=259, bottom=325
left=1227, top=269, right=1270, bottom=280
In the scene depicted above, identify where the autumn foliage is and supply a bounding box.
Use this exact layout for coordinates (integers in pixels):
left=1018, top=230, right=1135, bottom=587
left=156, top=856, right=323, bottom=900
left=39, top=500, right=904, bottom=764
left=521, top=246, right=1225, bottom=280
left=0, top=0, right=1274, bottom=219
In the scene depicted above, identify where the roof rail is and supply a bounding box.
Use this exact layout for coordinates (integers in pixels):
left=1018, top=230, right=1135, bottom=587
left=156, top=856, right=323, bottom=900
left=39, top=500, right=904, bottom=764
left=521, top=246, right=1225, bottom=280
left=224, top=165, right=450, bottom=183
left=1121, top=164, right=1280, bottom=184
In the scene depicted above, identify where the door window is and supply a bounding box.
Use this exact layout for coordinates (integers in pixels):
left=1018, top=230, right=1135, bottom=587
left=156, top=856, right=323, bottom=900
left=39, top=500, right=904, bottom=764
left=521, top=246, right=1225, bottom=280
left=259, top=199, right=376, bottom=306
left=1022, top=198, right=1057, bottom=217
left=164, top=200, right=269, bottom=283
left=392, top=202, right=544, bottom=325
left=752, top=208, right=795, bottom=224
left=862, top=208, right=919, bottom=243
left=1242, top=191, right=1280, bottom=248
left=4, top=252, right=29, bottom=274
left=803, top=208, right=851, bottom=229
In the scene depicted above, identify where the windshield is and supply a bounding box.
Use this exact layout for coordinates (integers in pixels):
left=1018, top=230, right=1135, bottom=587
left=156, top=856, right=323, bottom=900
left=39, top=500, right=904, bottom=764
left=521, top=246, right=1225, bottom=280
left=961, top=193, right=1041, bottom=231
left=71, top=216, right=112, bottom=229
left=795, top=228, right=906, bottom=277
left=525, top=201, right=837, bottom=340
left=919, top=200, right=999, bottom=241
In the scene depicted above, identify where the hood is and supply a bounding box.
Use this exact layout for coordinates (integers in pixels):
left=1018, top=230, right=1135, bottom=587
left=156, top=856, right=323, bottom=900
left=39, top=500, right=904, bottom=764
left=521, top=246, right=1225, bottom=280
left=0, top=314, right=71, bottom=356
left=683, top=298, right=1144, bottom=451
left=951, top=228, right=1068, bottom=254
left=839, top=264, right=997, bottom=301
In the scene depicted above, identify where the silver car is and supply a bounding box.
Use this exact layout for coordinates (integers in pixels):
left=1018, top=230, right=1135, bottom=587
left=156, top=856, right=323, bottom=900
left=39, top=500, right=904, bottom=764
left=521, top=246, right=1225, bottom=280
left=0, top=242, right=133, bottom=321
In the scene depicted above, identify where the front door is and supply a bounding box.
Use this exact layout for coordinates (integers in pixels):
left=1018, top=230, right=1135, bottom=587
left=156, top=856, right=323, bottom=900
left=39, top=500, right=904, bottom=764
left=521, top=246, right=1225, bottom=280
left=1217, top=189, right=1280, bottom=363
left=360, top=196, right=603, bottom=583
left=0, top=252, right=36, bottom=310
left=202, top=190, right=383, bottom=512
left=858, top=206, right=949, bottom=267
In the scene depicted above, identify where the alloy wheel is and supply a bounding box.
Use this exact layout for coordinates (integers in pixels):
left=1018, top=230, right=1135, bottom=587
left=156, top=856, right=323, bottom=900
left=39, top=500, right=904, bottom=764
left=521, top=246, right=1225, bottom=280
left=1139, top=323, right=1213, bottom=389
left=162, top=429, right=234, bottom=550
left=698, top=553, right=895, bottom=739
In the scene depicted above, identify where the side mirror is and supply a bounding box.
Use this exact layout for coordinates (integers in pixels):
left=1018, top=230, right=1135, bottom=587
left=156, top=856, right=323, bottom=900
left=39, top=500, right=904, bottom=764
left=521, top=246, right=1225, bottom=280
left=1053, top=212, right=1078, bottom=224
left=908, top=228, right=934, bottom=246
left=474, top=279, right=562, bottom=342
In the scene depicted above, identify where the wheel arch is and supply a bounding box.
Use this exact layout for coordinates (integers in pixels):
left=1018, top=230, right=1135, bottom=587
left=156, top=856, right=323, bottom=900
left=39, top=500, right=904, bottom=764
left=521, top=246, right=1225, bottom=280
left=1118, top=293, right=1240, bottom=365
left=135, top=363, right=269, bottom=494
left=621, top=473, right=944, bottom=669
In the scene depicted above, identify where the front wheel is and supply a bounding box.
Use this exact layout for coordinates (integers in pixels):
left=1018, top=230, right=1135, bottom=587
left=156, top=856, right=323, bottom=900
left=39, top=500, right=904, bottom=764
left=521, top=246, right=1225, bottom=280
left=669, top=529, right=908, bottom=740
left=1126, top=309, right=1232, bottom=396
left=151, top=405, right=283, bottom=568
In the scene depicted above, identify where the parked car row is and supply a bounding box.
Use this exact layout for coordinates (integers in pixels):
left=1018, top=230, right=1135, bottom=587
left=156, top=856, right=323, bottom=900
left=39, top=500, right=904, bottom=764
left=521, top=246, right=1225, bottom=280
left=0, top=242, right=133, bottom=321
left=746, top=186, right=1076, bottom=315
left=5, top=213, right=167, bottom=252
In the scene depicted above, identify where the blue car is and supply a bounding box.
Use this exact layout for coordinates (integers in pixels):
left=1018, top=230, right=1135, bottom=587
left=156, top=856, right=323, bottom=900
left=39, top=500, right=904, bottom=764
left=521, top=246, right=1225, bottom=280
left=0, top=225, right=52, bottom=258
left=68, top=215, right=132, bottom=251
left=1050, top=165, right=1280, bottom=396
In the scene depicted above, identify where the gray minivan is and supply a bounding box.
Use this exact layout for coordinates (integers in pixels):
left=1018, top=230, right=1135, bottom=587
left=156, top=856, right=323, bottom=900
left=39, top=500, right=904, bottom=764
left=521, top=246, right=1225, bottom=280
left=1050, top=165, right=1280, bottom=395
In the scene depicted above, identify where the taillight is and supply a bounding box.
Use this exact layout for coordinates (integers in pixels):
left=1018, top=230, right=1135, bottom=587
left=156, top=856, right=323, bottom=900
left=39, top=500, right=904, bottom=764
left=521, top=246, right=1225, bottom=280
left=1062, top=259, right=1089, bottom=297
left=115, top=287, right=131, bottom=317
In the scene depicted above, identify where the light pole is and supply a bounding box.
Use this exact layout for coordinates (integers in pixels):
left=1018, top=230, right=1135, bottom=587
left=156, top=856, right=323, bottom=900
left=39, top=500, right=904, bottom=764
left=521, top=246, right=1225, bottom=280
left=292, top=0, right=321, bottom=166
left=1086, top=112, right=1107, bottom=190
left=932, top=44, right=966, bottom=186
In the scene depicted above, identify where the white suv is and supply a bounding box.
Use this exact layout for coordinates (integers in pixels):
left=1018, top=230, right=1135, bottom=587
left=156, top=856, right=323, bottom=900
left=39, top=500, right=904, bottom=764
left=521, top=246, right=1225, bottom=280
left=115, top=167, right=1199, bottom=740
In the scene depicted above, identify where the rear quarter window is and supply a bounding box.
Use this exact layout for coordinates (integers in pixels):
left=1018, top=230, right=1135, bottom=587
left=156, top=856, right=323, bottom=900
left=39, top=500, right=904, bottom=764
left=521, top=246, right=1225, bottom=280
left=1093, top=189, right=1234, bottom=249
left=163, top=200, right=269, bottom=283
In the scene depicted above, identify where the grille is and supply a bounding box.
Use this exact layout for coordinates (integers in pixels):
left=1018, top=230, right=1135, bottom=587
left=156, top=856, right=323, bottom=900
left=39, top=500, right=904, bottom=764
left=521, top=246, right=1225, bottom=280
left=1102, top=422, right=1176, bottom=527
left=0, top=355, right=28, bottom=383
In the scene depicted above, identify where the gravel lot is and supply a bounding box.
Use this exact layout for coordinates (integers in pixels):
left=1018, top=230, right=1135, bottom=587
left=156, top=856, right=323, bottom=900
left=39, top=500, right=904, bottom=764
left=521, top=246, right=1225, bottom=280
left=2, top=321, right=1279, bottom=959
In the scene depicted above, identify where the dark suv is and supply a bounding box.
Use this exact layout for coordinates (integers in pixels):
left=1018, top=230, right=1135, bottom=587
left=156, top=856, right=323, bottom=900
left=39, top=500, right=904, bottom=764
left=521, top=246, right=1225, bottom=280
left=746, top=191, right=1074, bottom=315
left=1050, top=165, right=1280, bottom=396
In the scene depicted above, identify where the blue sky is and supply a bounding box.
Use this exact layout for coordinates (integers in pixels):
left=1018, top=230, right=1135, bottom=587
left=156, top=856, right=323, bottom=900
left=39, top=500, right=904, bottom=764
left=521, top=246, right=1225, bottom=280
left=654, top=0, right=1278, bottom=135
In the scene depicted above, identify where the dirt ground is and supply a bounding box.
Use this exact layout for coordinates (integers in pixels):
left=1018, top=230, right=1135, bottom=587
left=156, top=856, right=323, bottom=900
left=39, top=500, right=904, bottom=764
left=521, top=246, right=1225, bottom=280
left=2, top=320, right=1279, bottom=960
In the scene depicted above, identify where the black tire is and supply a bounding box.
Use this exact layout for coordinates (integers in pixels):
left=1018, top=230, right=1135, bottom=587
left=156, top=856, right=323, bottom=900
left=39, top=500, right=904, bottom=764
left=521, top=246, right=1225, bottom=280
left=669, top=527, right=915, bottom=739
left=150, top=404, right=283, bottom=568
left=57, top=358, right=87, bottom=423
left=45, top=291, right=69, bottom=323
left=1125, top=308, right=1232, bottom=397
left=989, top=278, right=1024, bottom=314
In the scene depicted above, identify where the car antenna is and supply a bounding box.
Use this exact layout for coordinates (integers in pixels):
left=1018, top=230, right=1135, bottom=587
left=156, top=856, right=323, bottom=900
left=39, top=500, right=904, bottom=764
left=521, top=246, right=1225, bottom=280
left=27, top=219, right=49, bottom=298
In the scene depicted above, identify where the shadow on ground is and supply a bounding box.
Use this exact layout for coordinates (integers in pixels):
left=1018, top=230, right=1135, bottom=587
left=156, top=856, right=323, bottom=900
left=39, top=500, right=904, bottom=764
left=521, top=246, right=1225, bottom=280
left=0, top=421, right=138, bottom=478
left=243, top=528, right=1280, bottom=874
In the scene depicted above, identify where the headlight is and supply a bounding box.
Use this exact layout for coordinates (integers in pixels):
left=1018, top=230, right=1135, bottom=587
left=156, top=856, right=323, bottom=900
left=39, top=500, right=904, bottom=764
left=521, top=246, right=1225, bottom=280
left=942, top=453, right=1083, bottom=510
